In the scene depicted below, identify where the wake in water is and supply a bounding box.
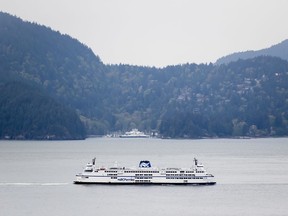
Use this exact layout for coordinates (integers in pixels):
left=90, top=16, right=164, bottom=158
left=0, top=182, right=70, bottom=186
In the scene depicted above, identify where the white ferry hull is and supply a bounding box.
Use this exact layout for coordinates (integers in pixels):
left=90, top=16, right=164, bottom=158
left=74, top=178, right=216, bottom=185
left=119, top=135, right=149, bottom=138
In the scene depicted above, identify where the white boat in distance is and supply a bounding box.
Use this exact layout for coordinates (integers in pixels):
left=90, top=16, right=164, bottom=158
left=120, top=129, right=149, bottom=138
left=74, top=158, right=216, bottom=185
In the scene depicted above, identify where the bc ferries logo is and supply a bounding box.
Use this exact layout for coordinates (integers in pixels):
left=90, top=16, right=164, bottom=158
left=118, top=177, right=134, bottom=181
left=139, top=160, right=151, bottom=168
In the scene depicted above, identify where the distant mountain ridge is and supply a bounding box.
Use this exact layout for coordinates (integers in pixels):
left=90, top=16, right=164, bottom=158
left=215, top=39, right=288, bottom=65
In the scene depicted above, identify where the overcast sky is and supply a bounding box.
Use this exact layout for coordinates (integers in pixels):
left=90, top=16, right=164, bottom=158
left=1, top=0, right=288, bottom=67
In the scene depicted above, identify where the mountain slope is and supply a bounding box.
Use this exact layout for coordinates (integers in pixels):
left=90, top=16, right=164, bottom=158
left=0, top=12, right=89, bottom=139
left=0, top=81, right=86, bottom=139
left=0, top=12, right=106, bottom=115
left=216, top=39, right=288, bottom=65
left=159, top=56, right=288, bottom=138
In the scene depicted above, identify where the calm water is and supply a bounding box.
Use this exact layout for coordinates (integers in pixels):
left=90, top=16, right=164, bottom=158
left=0, top=138, right=288, bottom=216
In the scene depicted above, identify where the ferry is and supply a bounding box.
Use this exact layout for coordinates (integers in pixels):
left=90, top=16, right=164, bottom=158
left=74, top=158, right=216, bottom=185
left=120, top=129, right=149, bottom=138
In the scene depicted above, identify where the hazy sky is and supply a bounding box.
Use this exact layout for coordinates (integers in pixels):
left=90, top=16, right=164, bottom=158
left=1, top=0, right=288, bottom=67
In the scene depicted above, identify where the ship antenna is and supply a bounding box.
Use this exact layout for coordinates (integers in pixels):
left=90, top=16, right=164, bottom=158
left=194, top=158, right=198, bottom=166
left=92, top=157, right=96, bottom=165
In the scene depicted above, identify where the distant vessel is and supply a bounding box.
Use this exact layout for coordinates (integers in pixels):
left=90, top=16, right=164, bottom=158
left=120, top=129, right=149, bottom=138
left=74, top=158, right=216, bottom=185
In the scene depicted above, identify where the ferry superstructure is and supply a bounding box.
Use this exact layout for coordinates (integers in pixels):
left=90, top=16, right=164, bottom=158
left=119, top=129, right=149, bottom=138
left=74, top=158, right=216, bottom=185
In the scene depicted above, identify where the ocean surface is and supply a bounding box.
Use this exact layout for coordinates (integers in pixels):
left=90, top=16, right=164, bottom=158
left=0, top=137, right=288, bottom=216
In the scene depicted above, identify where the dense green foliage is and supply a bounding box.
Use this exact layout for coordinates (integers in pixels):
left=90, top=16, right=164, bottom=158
left=0, top=12, right=106, bottom=113
left=0, top=81, right=86, bottom=139
left=159, top=57, right=288, bottom=138
left=106, top=57, right=288, bottom=138
left=1, top=12, right=288, bottom=139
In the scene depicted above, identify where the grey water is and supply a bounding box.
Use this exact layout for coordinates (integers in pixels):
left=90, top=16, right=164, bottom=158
left=0, top=138, right=288, bottom=216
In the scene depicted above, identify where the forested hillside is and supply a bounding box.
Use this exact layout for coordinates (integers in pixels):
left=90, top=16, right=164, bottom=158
left=0, top=81, right=86, bottom=139
left=1, top=12, right=288, bottom=139
left=159, top=57, right=288, bottom=138
left=106, top=57, right=288, bottom=138
left=0, top=12, right=89, bottom=139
